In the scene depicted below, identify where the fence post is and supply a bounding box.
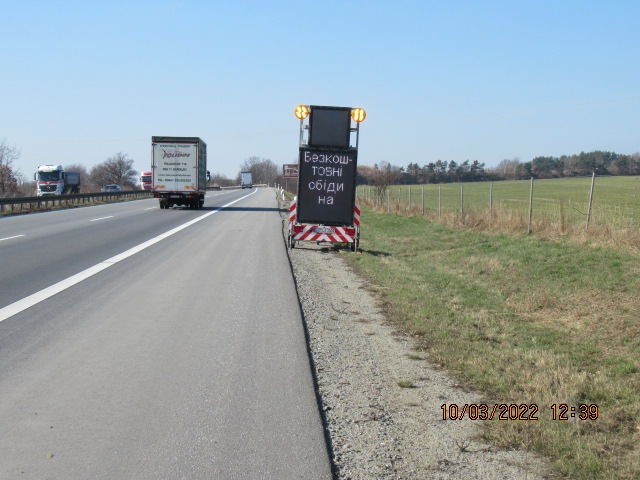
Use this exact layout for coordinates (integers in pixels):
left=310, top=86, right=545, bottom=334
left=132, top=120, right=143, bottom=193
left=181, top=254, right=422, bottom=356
left=631, top=184, right=636, bottom=230
left=422, top=185, right=425, bottom=215
left=585, top=172, right=596, bottom=231
left=387, top=189, right=390, bottom=213
left=408, top=185, right=411, bottom=210
left=460, top=184, right=464, bottom=218
left=438, top=186, right=442, bottom=219
left=489, top=182, right=493, bottom=226
left=527, top=177, right=534, bottom=234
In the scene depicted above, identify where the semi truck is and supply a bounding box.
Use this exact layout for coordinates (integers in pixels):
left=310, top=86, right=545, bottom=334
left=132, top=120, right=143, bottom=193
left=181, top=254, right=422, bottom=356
left=139, top=171, right=152, bottom=190
left=241, top=171, right=253, bottom=189
left=151, top=136, right=207, bottom=209
left=34, top=165, right=81, bottom=196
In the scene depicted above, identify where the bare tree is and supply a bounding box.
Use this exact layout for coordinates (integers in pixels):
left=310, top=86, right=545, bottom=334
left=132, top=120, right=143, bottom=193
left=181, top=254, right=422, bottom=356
left=369, top=161, right=401, bottom=201
left=0, top=140, right=21, bottom=197
left=238, top=156, right=279, bottom=185
left=90, top=153, right=138, bottom=190
left=492, top=158, right=521, bottom=180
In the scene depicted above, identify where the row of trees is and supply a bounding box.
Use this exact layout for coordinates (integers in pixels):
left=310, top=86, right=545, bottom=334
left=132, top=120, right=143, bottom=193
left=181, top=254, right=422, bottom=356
left=494, top=151, right=640, bottom=180
left=404, top=159, right=487, bottom=183
left=355, top=150, right=640, bottom=190
left=357, top=159, right=487, bottom=189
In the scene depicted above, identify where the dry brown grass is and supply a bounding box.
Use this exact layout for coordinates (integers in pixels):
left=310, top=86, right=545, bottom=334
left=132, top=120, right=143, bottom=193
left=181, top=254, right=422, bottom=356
left=362, top=198, right=640, bottom=253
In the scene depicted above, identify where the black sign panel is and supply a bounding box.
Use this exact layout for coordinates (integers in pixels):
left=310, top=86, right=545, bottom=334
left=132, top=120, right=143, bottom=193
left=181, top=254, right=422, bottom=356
left=296, top=148, right=357, bottom=226
left=309, top=106, right=352, bottom=148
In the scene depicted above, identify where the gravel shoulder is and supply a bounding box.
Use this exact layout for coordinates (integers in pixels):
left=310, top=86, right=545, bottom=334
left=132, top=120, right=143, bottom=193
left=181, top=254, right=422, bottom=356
left=278, top=194, right=552, bottom=479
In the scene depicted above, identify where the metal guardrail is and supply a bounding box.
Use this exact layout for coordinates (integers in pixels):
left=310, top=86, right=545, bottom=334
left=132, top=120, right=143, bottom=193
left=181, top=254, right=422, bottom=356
left=215, top=184, right=268, bottom=190
left=1, top=185, right=270, bottom=215
left=0, top=190, right=152, bottom=214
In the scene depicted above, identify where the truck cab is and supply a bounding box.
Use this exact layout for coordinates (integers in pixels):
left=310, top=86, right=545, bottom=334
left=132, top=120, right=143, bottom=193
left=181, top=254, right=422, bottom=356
left=139, top=171, right=152, bottom=190
left=35, top=165, right=65, bottom=196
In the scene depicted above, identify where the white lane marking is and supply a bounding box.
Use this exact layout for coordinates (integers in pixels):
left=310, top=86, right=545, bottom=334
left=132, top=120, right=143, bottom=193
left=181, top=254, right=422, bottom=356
left=144, top=207, right=157, bottom=210
left=0, top=235, right=25, bottom=242
left=0, top=189, right=258, bottom=323
left=90, top=216, right=115, bottom=222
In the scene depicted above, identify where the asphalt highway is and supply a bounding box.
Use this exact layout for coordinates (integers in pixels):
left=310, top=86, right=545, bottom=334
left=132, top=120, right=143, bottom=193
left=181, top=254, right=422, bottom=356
left=0, top=188, right=332, bottom=479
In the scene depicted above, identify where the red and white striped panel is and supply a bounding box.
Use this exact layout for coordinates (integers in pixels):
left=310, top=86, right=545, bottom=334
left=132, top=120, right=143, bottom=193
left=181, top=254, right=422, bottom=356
left=289, top=196, right=297, bottom=223
left=353, top=201, right=361, bottom=226
left=292, top=224, right=357, bottom=243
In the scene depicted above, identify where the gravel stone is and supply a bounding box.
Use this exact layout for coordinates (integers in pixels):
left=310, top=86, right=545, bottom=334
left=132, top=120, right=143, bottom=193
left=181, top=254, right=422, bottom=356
left=279, top=196, right=551, bottom=479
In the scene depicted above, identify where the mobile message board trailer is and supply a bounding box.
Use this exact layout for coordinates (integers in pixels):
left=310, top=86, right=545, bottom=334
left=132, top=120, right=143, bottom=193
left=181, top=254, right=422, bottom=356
left=287, top=105, right=366, bottom=251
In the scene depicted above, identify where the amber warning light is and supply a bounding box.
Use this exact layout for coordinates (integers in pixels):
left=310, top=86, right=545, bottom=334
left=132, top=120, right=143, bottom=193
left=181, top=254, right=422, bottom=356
left=351, top=108, right=366, bottom=123
left=294, top=105, right=310, bottom=120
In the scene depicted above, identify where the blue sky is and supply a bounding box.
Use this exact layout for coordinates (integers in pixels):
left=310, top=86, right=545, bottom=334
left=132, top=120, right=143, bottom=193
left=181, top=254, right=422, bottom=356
left=2, top=0, right=639, bottom=180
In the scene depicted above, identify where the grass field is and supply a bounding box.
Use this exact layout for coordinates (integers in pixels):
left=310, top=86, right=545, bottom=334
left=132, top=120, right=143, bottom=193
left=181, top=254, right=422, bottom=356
left=344, top=205, right=640, bottom=479
left=358, top=176, right=640, bottom=241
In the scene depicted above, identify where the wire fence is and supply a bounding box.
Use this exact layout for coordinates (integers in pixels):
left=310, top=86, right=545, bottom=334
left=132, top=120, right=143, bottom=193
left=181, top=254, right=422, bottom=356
left=357, top=175, right=640, bottom=240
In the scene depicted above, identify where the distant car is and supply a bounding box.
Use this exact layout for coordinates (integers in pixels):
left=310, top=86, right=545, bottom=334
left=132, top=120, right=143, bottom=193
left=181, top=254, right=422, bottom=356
left=102, top=184, right=121, bottom=192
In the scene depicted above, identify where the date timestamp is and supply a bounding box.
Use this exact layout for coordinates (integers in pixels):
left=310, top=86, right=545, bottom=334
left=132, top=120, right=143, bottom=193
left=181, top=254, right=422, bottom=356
left=441, top=403, right=599, bottom=421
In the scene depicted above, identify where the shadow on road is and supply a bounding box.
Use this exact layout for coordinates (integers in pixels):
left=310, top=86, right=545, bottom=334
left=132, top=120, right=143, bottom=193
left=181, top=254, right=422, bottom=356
left=213, top=206, right=287, bottom=213
left=166, top=206, right=286, bottom=213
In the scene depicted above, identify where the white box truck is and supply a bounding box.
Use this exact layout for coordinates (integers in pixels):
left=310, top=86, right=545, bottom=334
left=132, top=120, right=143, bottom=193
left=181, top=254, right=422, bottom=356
left=241, top=171, right=253, bottom=189
left=152, top=136, right=207, bottom=209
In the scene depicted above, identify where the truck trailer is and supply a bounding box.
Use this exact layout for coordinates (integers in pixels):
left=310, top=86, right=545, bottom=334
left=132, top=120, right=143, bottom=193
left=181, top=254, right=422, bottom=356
left=152, top=137, right=207, bottom=209
left=240, top=171, right=253, bottom=189
left=34, top=165, right=81, bottom=196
